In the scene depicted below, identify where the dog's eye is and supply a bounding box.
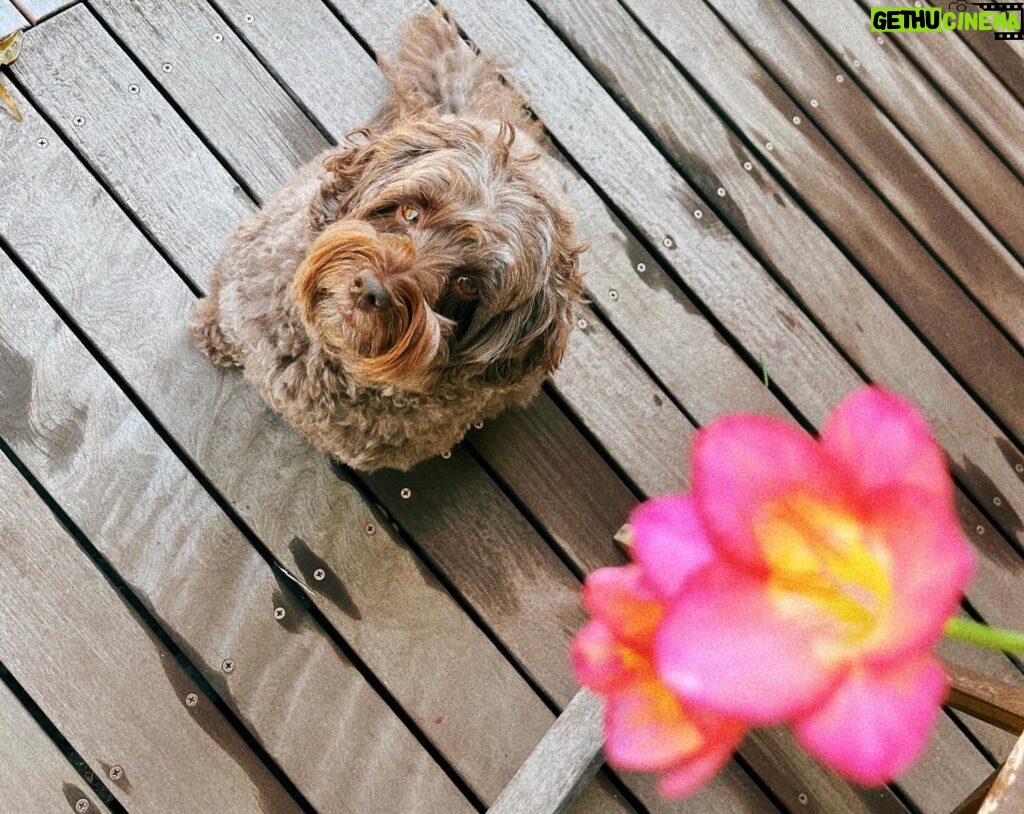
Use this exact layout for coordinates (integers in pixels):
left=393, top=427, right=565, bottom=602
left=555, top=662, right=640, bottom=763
left=451, top=275, right=480, bottom=300
left=399, top=205, right=421, bottom=224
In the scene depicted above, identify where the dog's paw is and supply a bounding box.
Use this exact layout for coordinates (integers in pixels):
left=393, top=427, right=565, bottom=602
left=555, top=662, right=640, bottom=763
left=190, top=297, right=241, bottom=368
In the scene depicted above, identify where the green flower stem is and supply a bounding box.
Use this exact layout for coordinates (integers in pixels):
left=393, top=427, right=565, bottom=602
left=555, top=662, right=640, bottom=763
left=945, top=617, right=1024, bottom=653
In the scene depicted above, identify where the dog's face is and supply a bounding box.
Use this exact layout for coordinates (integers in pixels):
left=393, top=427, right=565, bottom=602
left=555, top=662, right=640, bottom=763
left=293, top=117, right=584, bottom=392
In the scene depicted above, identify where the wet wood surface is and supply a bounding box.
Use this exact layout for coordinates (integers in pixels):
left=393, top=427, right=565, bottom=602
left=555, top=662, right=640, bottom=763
left=2, top=0, right=1023, bottom=812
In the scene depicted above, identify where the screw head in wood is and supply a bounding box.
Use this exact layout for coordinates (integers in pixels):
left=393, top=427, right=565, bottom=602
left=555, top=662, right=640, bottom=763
left=400, top=487, right=412, bottom=499
left=810, top=99, right=819, bottom=108
left=185, top=692, right=199, bottom=707
left=36, top=138, right=48, bottom=148
left=798, top=792, right=809, bottom=805
left=993, top=496, right=1003, bottom=507
left=108, top=765, right=124, bottom=782
left=792, top=116, right=801, bottom=125
left=662, top=236, right=674, bottom=249
left=128, top=83, right=140, bottom=94
left=73, top=116, right=85, bottom=126
left=441, top=450, right=452, bottom=460
left=742, top=161, right=752, bottom=171
left=765, top=142, right=774, bottom=151
left=75, top=800, right=90, bottom=813
left=274, top=606, right=286, bottom=620
left=213, top=33, right=223, bottom=42
left=473, top=421, right=484, bottom=429
left=853, top=59, right=861, bottom=69
left=162, top=62, right=173, bottom=73
left=876, top=36, right=884, bottom=44
left=716, top=187, right=726, bottom=197
left=636, top=261, right=646, bottom=273
left=244, top=13, right=255, bottom=23
left=221, top=658, right=234, bottom=673
left=577, top=318, right=587, bottom=329
left=1015, top=463, right=1023, bottom=473
left=976, top=524, right=985, bottom=535
left=313, top=568, right=326, bottom=581
left=608, top=288, right=619, bottom=300
left=365, top=522, right=376, bottom=534
left=836, top=74, right=844, bottom=83
left=693, top=210, right=703, bottom=220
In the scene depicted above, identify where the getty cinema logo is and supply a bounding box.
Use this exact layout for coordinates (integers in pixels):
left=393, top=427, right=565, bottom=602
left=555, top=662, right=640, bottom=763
left=871, top=3, right=1023, bottom=39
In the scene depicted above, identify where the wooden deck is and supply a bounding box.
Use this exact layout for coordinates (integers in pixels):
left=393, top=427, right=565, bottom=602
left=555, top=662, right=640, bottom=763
left=1, top=0, right=1023, bottom=811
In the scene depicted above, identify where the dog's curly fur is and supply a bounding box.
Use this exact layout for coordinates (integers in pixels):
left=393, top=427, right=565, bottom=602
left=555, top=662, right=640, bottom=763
left=190, top=10, right=585, bottom=471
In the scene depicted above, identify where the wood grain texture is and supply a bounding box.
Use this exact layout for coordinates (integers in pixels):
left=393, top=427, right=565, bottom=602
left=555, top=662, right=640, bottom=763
left=0, top=453, right=302, bottom=813
left=710, top=0, right=1024, bottom=348
left=0, top=251, right=471, bottom=814
left=0, top=52, right=553, bottom=809
left=798, top=0, right=1024, bottom=262
left=91, top=0, right=328, bottom=202
left=10, top=0, right=71, bottom=24
left=947, top=660, right=1024, bottom=736
left=617, top=0, right=1024, bottom=547
left=0, top=1, right=25, bottom=37
left=12, top=6, right=252, bottom=282
left=489, top=690, right=605, bottom=814
left=0, top=679, right=108, bottom=814
left=533, top=0, right=1024, bottom=549
left=980, top=731, right=1024, bottom=813
left=851, top=0, right=1024, bottom=181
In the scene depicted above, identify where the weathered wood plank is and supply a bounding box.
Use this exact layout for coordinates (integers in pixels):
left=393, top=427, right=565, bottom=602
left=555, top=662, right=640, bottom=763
left=707, top=0, right=1024, bottom=348
left=91, top=0, right=328, bottom=202
left=610, top=0, right=1024, bottom=547
left=795, top=0, right=1024, bottom=263
left=0, top=678, right=108, bottom=814
left=1, top=42, right=553, bottom=809
left=0, top=250, right=472, bottom=813
left=490, top=690, right=605, bottom=814
left=0, top=1, right=25, bottom=37
left=530, top=0, right=1024, bottom=546
left=852, top=0, right=1024, bottom=181
left=980, top=731, right=1024, bottom=813
left=0, top=453, right=303, bottom=812
left=10, top=0, right=71, bottom=24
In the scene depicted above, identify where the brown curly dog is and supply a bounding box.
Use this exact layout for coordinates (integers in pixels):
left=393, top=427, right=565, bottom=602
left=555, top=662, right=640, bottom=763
left=190, top=9, right=585, bottom=471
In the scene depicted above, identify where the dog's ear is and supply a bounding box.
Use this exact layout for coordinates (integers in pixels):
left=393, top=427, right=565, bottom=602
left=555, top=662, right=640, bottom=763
left=474, top=210, right=586, bottom=388
left=310, top=131, right=380, bottom=230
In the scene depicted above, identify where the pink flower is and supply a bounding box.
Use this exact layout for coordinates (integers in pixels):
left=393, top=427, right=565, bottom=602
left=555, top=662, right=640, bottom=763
left=571, top=504, right=748, bottom=798
left=573, top=386, right=975, bottom=795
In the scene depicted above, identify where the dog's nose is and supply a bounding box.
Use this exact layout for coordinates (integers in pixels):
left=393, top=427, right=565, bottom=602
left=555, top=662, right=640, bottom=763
left=351, top=271, right=392, bottom=312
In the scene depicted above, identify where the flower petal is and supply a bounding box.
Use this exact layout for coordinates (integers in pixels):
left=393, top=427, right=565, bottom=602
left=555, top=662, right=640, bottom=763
left=572, top=620, right=647, bottom=693
left=793, top=655, right=947, bottom=785
left=821, top=386, right=951, bottom=503
left=604, top=680, right=704, bottom=772
left=657, top=736, right=744, bottom=799
left=865, top=487, right=975, bottom=664
left=582, top=566, right=662, bottom=648
left=655, top=565, right=841, bottom=724
left=692, top=415, right=846, bottom=571
left=630, top=494, right=717, bottom=599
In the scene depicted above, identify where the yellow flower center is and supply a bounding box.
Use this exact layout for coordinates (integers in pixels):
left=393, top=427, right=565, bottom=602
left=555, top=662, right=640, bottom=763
left=756, top=494, right=892, bottom=664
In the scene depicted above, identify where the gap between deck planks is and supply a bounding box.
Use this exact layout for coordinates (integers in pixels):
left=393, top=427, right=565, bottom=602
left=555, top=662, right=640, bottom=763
left=4, top=1, right=1015, bottom=814
left=0, top=675, right=108, bottom=814
left=1, top=39, right=586, bottom=814
left=854, top=0, right=1024, bottom=182
left=0, top=248, right=473, bottom=813
left=0, top=449, right=303, bottom=812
